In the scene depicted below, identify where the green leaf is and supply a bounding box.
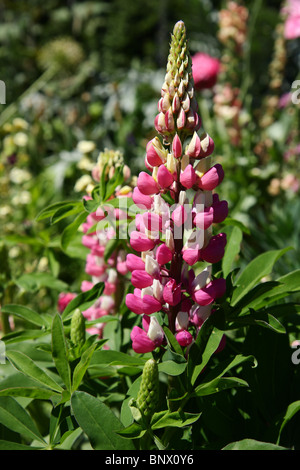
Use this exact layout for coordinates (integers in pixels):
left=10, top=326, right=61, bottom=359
left=36, top=200, right=82, bottom=221
left=277, top=400, right=300, bottom=444
left=222, top=438, right=289, bottom=450
left=51, top=314, right=71, bottom=392
left=192, top=354, right=254, bottom=397
left=222, top=225, right=243, bottom=278
left=0, top=304, right=49, bottom=328
left=188, top=323, right=224, bottom=386
left=222, top=217, right=250, bottom=235
left=193, top=376, right=248, bottom=397
left=231, top=248, right=292, bottom=306
left=61, top=211, right=87, bottom=251
left=159, top=349, right=187, bottom=376
left=163, top=327, right=184, bottom=356
left=116, top=422, right=146, bottom=439
left=231, top=310, right=286, bottom=334
left=50, top=202, right=84, bottom=224
left=150, top=410, right=201, bottom=430
left=90, top=350, right=146, bottom=367
left=0, top=440, right=43, bottom=450
left=6, top=350, right=64, bottom=393
left=0, top=387, right=59, bottom=400
left=71, top=391, right=135, bottom=450
left=1, top=328, right=49, bottom=344
left=61, top=282, right=104, bottom=320
left=72, top=344, right=97, bottom=392
left=14, top=272, right=68, bottom=293
left=0, top=396, right=46, bottom=444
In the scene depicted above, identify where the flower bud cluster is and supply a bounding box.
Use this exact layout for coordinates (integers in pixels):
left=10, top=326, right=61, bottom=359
left=125, top=21, right=228, bottom=354
left=154, top=20, right=201, bottom=141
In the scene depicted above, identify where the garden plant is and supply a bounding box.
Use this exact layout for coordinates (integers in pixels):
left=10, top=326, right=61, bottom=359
left=0, top=1, right=300, bottom=452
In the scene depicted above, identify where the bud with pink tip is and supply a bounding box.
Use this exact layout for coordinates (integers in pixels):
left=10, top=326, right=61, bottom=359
left=199, top=132, right=214, bottom=158
left=180, top=164, right=197, bottom=189
left=172, top=134, right=182, bottom=158
left=176, top=330, right=193, bottom=347
left=186, top=132, right=202, bottom=158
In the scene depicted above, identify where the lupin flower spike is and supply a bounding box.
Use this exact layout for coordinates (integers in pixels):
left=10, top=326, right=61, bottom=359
left=126, top=21, right=228, bottom=354
left=155, top=21, right=201, bottom=141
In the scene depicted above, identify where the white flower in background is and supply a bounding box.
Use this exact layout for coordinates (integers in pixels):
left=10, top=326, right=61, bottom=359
left=13, top=132, right=28, bottom=147
left=9, top=168, right=31, bottom=184
left=77, top=155, right=95, bottom=172
left=74, top=174, right=93, bottom=192
left=12, top=118, right=29, bottom=130
left=12, top=191, right=32, bottom=205
left=0, top=205, right=12, bottom=217
left=77, top=140, right=96, bottom=154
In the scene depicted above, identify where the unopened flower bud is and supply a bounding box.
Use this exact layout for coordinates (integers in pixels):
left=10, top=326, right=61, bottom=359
left=136, top=358, right=159, bottom=420
left=172, top=134, right=182, bottom=158
left=186, top=131, right=201, bottom=158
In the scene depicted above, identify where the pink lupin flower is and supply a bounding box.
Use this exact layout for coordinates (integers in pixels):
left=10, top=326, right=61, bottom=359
left=126, top=288, right=162, bottom=315
left=137, top=172, right=160, bottom=195
left=57, top=292, right=77, bottom=313
left=193, top=278, right=226, bottom=306
left=156, top=243, right=173, bottom=265
left=163, top=279, right=182, bottom=306
left=126, top=21, right=228, bottom=351
left=131, top=270, right=154, bottom=288
left=192, top=52, right=221, bottom=90
left=198, top=164, right=224, bottom=191
left=126, top=253, right=145, bottom=272
left=132, top=187, right=153, bottom=209
left=157, top=164, right=175, bottom=189
left=212, top=194, right=229, bottom=223
left=130, top=231, right=157, bottom=252
left=200, top=233, right=227, bottom=264
left=131, top=315, right=164, bottom=353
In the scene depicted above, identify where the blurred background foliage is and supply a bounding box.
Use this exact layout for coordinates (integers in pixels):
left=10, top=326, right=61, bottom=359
left=0, top=0, right=299, bottom=308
